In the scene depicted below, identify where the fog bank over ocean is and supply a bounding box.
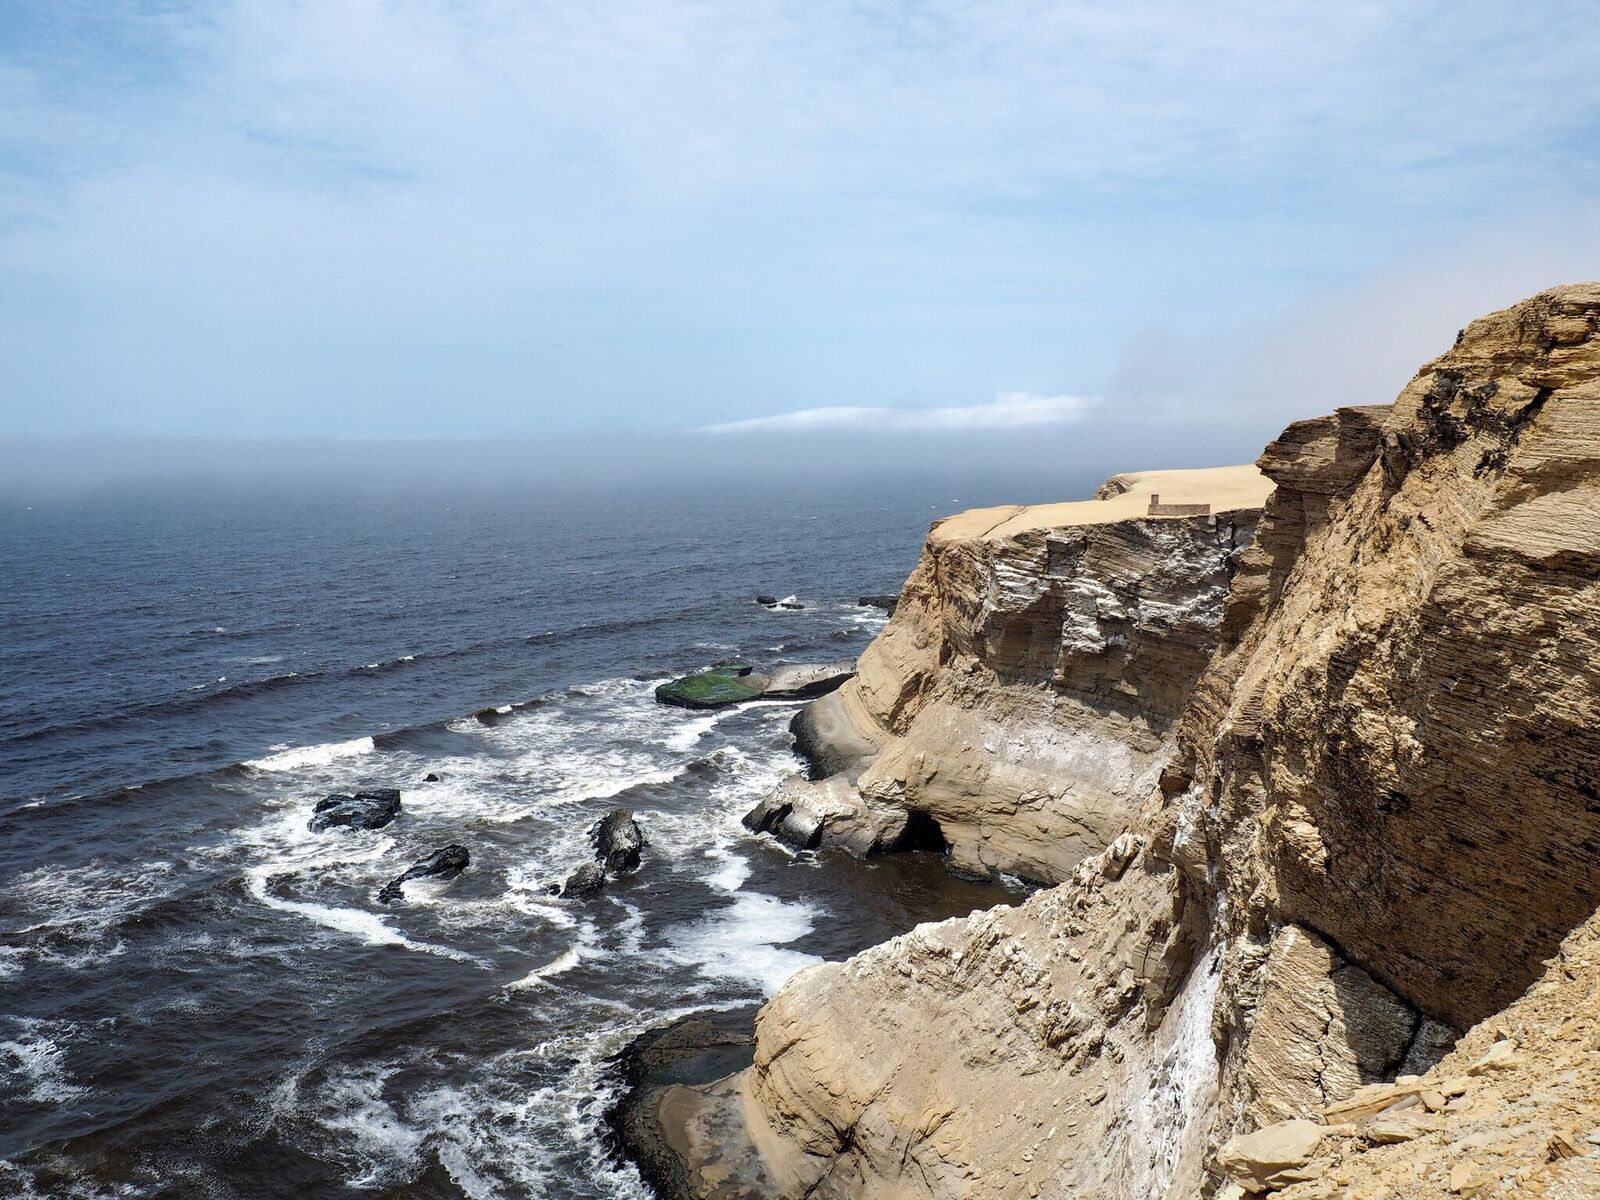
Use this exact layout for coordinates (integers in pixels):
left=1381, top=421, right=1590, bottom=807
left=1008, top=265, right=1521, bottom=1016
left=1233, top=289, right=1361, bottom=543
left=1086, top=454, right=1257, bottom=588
left=0, top=421, right=1255, bottom=501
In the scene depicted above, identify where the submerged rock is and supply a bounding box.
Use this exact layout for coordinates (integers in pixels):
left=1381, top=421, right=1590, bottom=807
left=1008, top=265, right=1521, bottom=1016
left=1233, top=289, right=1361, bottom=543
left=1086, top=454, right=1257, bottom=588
left=377, top=844, right=469, bottom=904
left=592, top=808, right=644, bottom=873
left=754, top=594, right=779, bottom=606
left=857, top=593, right=900, bottom=613
left=422, top=771, right=441, bottom=782
left=559, top=862, right=606, bottom=898
left=308, top=789, right=401, bottom=832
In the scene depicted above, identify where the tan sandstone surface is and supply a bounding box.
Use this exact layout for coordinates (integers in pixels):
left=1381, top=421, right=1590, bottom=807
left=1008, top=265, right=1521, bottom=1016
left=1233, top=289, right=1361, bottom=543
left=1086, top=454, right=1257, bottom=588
left=760, top=464, right=1273, bottom=884
left=644, top=283, right=1600, bottom=1199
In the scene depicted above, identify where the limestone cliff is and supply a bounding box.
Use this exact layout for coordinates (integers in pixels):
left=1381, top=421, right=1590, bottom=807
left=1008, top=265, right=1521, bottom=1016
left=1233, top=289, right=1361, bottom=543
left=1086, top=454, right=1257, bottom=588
left=641, top=284, right=1600, bottom=1200
left=754, top=466, right=1273, bottom=884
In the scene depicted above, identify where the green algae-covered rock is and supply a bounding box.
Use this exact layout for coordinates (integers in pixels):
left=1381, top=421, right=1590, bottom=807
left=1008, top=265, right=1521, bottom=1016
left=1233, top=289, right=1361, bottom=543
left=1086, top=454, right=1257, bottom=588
left=654, top=670, right=766, bottom=709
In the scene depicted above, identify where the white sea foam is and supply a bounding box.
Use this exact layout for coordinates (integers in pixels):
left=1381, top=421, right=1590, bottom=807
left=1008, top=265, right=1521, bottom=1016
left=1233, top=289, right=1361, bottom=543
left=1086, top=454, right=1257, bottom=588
left=243, top=736, right=375, bottom=772
left=6, top=858, right=177, bottom=936
left=664, top=891, right=822, bottom=996
left=663, top=711, right=722, bottom=752
left=504, top=945, right=582, bottom=990
left=244, top=860, right=483, bottom=965
left=0, top=1019, right=87, bottom=1103
left=305, top=1064, right=424, bottom=1188
left=703, top=848, right=750, bottom=893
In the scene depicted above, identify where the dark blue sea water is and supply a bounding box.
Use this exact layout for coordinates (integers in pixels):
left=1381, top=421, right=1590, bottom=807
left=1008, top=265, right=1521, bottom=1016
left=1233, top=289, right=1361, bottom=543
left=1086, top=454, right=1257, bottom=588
left=0, top=473, right=1080, bottom=1199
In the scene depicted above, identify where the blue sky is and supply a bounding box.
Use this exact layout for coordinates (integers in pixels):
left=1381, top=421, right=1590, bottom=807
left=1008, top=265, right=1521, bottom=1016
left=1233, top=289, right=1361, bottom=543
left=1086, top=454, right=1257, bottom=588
left=2, top=1, right=1598, bottom=445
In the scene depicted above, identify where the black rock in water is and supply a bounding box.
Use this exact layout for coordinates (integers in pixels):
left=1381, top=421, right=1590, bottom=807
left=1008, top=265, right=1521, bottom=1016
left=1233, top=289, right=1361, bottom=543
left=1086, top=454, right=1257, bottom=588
left=591, top=808, right=644, bottom=873
left=558, top=862, right=606, bottom=898
left=754, top=594, right=778, bottom=606
left=377, top=844, right=469, bottom=904
left=857, top=593, right=899, bottom=614
left=422, top=771, right=441, bottom=782
left=308, top=789, right=402, bottom=833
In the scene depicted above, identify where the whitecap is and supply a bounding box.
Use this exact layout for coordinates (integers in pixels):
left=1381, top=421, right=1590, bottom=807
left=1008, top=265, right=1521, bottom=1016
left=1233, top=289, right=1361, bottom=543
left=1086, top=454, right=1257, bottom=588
left=663, top=711, right=722, bottom=752
left=301, top=1064, right=424, bottom=1189
left=0, top=1019, right=87, bottom=1103
left=703, top=849, right=750, bottom=893
left=243, top=736, right=375, bottom=772
left=504, top=946, right=582, bottom=990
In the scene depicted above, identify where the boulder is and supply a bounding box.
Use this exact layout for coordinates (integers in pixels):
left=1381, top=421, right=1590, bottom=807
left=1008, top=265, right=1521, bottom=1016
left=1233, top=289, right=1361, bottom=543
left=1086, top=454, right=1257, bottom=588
left=422, top=771, right=441, bottom=782
left=559, top=862, right=606, bottom=898
left=308, top=789, right=402, bottom=833
left=754, top=594, right=779, bottom=606
left=857, top=593, right=899, bottom=614
left=377, top=844, right=469, bottom=904
left=743, top=775, right=915, bottom=857
left=1217, top=1119, right=1324, bottom=1193
left=592, top=808, right=645, bottom=873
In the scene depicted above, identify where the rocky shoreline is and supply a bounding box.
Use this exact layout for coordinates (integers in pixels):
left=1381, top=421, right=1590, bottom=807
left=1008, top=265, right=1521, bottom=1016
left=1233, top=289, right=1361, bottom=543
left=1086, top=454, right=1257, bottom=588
left=605, top=1008, right=761, bottom=1200
left=613, top=286, right=1600, bottom=1199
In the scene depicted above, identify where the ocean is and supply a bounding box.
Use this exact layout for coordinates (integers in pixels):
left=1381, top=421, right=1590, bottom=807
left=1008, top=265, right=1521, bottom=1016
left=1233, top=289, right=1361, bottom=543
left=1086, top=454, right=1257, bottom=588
left=0, top=473, right=1076, bottom=1199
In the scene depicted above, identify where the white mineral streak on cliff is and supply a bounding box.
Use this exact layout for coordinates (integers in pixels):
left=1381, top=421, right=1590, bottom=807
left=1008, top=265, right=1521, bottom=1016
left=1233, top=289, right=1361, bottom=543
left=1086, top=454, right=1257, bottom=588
left=664, top=286, right=1600, bottom=1200
left=1125, top=945, right=1224, bottom=1200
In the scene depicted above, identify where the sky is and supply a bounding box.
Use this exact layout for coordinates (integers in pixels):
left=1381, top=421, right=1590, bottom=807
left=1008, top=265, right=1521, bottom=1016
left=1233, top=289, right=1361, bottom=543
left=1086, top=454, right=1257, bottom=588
left=2, top=1, right=1599, bottom=482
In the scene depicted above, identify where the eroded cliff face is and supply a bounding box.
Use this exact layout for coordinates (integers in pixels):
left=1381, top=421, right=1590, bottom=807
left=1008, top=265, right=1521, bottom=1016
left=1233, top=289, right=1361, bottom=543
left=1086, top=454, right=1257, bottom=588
left=767, top=467, right=1272, bottom=884
left=658, top=284, right=1600, bottom=1200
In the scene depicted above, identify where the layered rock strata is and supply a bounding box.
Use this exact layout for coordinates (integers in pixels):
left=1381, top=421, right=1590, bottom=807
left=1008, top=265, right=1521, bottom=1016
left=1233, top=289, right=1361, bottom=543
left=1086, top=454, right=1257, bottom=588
left=763, top=465, right=1274, bottom=884
left=638, top=284, right=1600, bottom=1199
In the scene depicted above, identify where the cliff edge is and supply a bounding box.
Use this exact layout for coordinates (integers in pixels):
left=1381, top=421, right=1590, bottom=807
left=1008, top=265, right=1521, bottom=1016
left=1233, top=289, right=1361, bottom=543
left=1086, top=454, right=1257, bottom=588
left=629, top=283, right=1600, bottom=1199
left=754, top=465, right=1273, bottom=884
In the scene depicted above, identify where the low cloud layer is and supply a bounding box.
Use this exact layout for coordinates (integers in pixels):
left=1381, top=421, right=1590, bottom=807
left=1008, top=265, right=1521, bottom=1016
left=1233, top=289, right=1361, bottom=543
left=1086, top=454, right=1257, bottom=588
left=696, top=392, right=1096, bottom=435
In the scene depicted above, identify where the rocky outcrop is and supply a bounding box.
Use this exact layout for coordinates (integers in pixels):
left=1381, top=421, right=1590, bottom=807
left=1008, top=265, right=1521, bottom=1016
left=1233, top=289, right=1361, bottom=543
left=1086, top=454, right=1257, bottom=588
left=376, top=843, right=468, bottom=904
left=559, top=861, right=606, bottom=898
left=592, top=808, right=645, bottom=873
left=307, top=788, right=401, bottom=832
left=766, top=466, right=1274, bottom=884
left=656, top=661, right=856, bottom=709
left=637, top=284, right=1600, bottom=1200
left=1253, top=910, right=1600, bottom=1200
left=742, top=774, right=931, bottom=856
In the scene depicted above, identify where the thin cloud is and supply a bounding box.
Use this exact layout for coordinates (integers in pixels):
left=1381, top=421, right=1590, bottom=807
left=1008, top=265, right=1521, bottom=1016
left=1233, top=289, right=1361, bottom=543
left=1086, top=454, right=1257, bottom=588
left=696, top=392, right=1097, bottom=435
